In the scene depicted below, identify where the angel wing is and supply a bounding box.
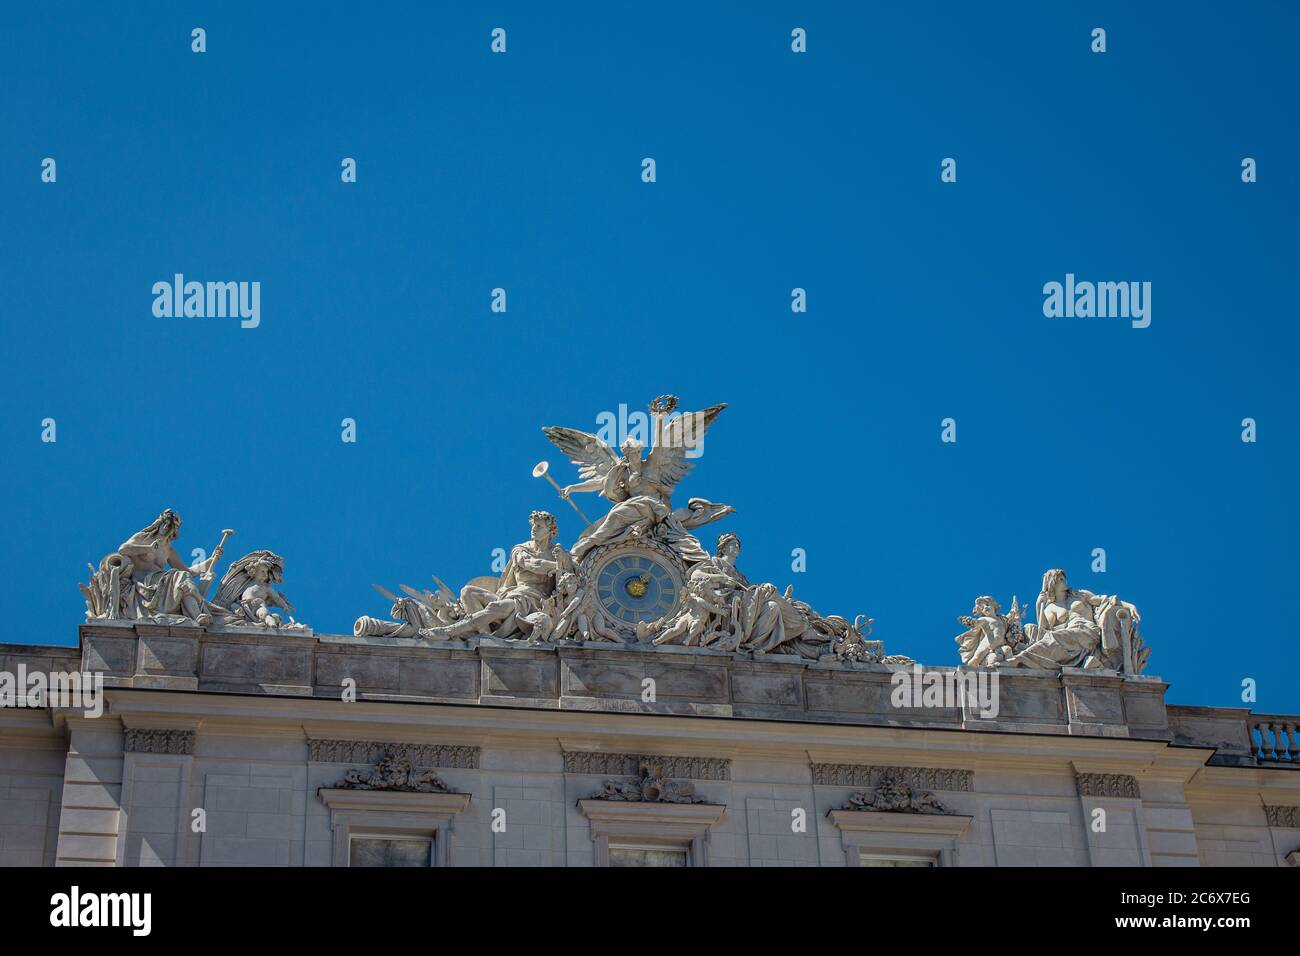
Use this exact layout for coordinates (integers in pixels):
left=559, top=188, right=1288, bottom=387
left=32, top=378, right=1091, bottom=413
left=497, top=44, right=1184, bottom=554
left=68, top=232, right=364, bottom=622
left=213, top=549, right=283, bottom=609
left=212, top=555, right=255, bottom=608
left=541, top=426, right=620, bottom=481
left=644, top=403, right=725, bottom=493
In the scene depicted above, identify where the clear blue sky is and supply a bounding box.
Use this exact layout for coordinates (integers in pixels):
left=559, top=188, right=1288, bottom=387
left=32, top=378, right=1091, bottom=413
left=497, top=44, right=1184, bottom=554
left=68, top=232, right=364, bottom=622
left=2, top=3, right=1296, bottom=714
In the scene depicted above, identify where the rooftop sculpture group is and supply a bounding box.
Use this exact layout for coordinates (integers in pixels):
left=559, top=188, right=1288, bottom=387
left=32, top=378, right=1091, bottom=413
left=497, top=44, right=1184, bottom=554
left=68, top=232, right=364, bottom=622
left=80, top=396, right=1151, bottom=676
left=81, top=511, right=304, bottom=631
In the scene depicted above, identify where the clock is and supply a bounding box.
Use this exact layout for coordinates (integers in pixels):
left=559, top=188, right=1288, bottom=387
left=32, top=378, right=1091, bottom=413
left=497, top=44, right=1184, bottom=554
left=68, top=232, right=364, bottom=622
left=586, top=541, right=684, bottom=636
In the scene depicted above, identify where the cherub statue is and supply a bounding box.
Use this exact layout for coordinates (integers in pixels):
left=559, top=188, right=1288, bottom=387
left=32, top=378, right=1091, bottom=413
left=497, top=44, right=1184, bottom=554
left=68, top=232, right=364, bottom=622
left=542, top=397, right=730, bottom=561
left=649, top=562, right=733, bottom=647
left=954, top=595, right=1026, bottom=667
left=212, top=550, right=306, bottom=630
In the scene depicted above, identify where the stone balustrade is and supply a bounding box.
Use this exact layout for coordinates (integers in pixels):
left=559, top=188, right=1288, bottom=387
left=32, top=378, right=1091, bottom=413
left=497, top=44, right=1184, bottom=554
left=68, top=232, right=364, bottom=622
left=1250, top=716, right=1300, bottom=763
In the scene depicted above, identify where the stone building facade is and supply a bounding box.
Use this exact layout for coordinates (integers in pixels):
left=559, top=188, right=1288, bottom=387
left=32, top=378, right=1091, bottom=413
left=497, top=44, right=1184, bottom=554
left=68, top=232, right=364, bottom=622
left=1, top=622, right=1297, bottom=867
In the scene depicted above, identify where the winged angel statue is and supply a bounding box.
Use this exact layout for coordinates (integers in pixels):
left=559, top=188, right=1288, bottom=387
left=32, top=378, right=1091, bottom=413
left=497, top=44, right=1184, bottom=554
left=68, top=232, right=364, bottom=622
left=353, top=396, right=910, bottom=665
left=543, top=396, right=732, bottom=562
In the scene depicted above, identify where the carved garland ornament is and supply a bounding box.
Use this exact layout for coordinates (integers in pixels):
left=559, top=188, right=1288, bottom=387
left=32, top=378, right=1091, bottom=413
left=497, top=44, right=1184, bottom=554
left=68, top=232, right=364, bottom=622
left=840, top=777, right=950, bottom=815
left=590, top=761, right=707, bottom=804
left=328, top=753, right=451, bottom=794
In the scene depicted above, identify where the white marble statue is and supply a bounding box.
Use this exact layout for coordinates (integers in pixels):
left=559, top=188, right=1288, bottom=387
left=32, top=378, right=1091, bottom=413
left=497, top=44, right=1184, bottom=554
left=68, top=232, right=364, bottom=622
left=647, top=532, right=912, bottom=664
left=543, top=396, right=731, bottom=562
left=351, top=396, right=913, bottom=665
left=958, top=569, right=1149, bottom=674
left=82, top=511, right=306, bottom=630
left=82, top=510, right=226, bottom=625
left=954, top=595, right=1027, bottom=667
left=389, top=511, right=577, bottom=643
left=212, top=550, right=306, bottom=630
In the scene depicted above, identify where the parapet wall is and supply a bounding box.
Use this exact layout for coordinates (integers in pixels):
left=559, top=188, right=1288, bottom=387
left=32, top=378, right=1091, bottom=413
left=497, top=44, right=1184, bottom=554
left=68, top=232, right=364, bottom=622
left=67, top=621, right=1178, bottom=739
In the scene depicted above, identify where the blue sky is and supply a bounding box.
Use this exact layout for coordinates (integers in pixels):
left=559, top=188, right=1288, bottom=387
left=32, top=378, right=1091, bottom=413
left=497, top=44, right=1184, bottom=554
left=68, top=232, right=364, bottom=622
left=1, top=2, right=1296, bottom=714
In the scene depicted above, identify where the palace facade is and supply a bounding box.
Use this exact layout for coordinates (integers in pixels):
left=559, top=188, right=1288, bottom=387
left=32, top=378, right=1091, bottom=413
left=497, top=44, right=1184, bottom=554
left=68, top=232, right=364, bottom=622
left=0, top=622, right=1297, bottom=867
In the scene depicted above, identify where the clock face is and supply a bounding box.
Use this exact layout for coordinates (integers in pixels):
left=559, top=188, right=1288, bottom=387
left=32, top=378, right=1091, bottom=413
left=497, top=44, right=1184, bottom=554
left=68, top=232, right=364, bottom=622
left=592, top=548, right=682, bottom=629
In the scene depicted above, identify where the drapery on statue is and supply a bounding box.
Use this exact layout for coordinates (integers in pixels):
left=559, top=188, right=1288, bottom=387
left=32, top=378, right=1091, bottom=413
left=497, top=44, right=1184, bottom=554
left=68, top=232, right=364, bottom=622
left=358, top=511, right=583, bottom=644
left=81, top=510, right=222, bottom=625
left=955, top=569, right=1149, bottom=674
left=81, top=510, right=304, bottom=630
left=649, top=532, right=912, bottom=664
left=425, top=511, right=581, bottom=642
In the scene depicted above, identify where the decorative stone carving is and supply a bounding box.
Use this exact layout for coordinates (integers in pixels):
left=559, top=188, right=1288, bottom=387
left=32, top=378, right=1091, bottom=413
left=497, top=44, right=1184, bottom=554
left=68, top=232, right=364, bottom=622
left=82, top=511, right=224, bottom=625
left=957, top=569, right=1149, bottom=674
left=1263, top=805, right=1300, bottom=828
left=308, top=739, right=480, bottom=769
left=591, top=760, right=707, bottom=804
left=124, top=728, right=196, bottom=755
left=650, top=533, right=912, bottom=664
left=563, top=751, right=730, bottom=780
left=1075, top=772, right=1141, bottom=799
left=840, top=777, right=950, bottom=814
left=210, top=550, right=307, bottom=630
left=955, top=595, right=1029, bottom=667
left=354, top=396, right=907, bottom=664
left=811, top=763, right=973, bottom=792
left=330, top=753, right=451, bottom=793
left=546, top=395, right=730, bottom=564
left=81, top=511, right=306, bottom=630
left=425, top=511, right=583, bottom=643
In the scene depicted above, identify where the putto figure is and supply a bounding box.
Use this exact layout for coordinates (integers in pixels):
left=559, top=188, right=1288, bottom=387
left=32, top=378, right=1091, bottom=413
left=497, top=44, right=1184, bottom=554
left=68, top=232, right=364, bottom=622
left=954, top=595, right=1028, bottom=667
left=212, top=550, right=305, bottom=630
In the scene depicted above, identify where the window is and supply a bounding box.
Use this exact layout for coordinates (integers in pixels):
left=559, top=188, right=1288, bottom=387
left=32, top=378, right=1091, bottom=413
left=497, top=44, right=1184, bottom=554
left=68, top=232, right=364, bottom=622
left=828, top=806, right=972, bottom=867
left=318, top=787, right=471, bottom=867
left=859, top=854, right=936, bottom=867
left=578, top=799, right=726, bottom=867
left=349, top=836, right=433, bottom=867
left=608, top=844, right=689, bottom=867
